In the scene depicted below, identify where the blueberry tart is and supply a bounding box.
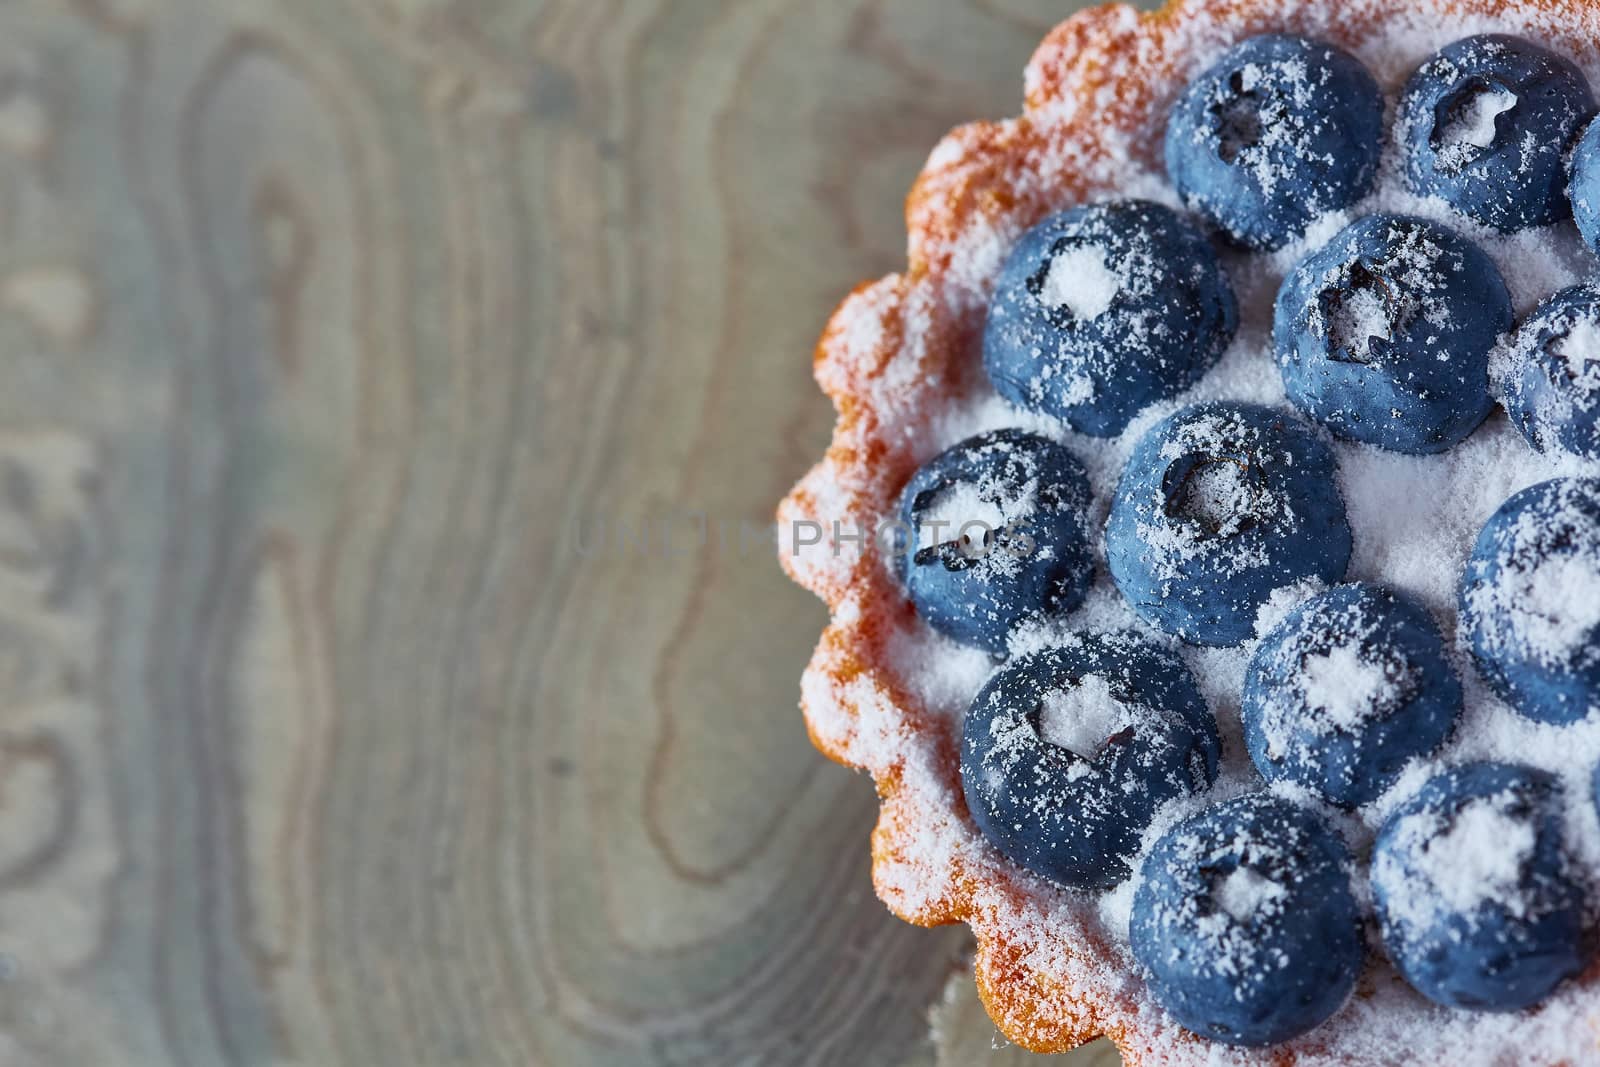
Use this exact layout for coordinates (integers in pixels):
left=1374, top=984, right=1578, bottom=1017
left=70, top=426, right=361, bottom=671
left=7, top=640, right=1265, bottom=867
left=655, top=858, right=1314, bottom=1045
left=779, top=2, right=1600, bottom=1061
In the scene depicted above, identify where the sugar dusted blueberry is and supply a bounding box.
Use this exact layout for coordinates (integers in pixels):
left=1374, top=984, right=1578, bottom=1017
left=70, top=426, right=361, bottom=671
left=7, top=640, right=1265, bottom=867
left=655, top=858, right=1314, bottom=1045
left=1243, top=584, right=1462, bottom=807
left=959, top=633, right=1219, bottom=889
left=982, top=200, right=1237, bottom=437
left=1273, top=213, right=1512, bottom=454
left=1571, top=113, right=1600, bottom=257
left=1105, top=402, right=1352, bottom=647
left=1593, top=760, right=1600, bottom=824
left=1399, top=35, right=1595, bottom=232
left=1494, top=285, right=1600, bottom=461
left=1131, top=793, right=1363, bottom=1046
left=1164, top=35, right=1384, bottom=250
left=1460, top=477, right=1600, bottom=724
left=1372, top=762, right=1587, bottom=1011
left=896, top=429, right=1094, bottom=654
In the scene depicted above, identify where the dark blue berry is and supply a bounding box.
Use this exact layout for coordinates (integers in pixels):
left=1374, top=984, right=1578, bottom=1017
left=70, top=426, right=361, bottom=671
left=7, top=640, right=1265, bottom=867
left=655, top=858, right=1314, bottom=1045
left=1372, top=762, right=1587, bottom=1011
left=1570, top=113, right=1600, bottom=256
left=1495, top=285, right=1600, bottom=461
left=982, top=200, right=1237, bottom=437
left=1587, top=758, right=1600, bottom=825
left=960, top=633, right=1219, bottom=889
left=1105, top=402, right=1352, bottom=647
left=1459, top=477, right=1600, bottom=724
left=1593, top=759, right=1600, bottom=825
left=1243, top=584, right=1462, bottom=807
left=1399, top=34, right=1595, bottom=232
left=1164, top=35, right=1384, bottom=251
left=895, top=429, right=1093, bottom=654
left=1131, top=793, right=1363, bottom=1046
left=1273, top=213, right=1512, bottom=454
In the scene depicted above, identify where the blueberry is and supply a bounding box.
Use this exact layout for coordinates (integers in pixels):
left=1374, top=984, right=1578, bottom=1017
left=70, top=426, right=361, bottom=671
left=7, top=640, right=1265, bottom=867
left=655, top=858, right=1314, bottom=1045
left=1399, top=35, right=1595, bottom=232
left=1163, top=35, right=1384, bottom=251
left=1243, top=584, right=1462, bottom=807
left=1273, top=214, right=1512, bottom=454
left=895, top=429, right=1094, bottom=654
left=1593, top=759, right=1600, bottom=824
left=1105, top=402, right=1352, bottom=646
left=960, top=633, right=1219, bottom=889
left=1372, top=762, right=1587, bottom=1011
left=982, top=200, right=1238, bottom=437
left=1131, top=793, right=1363, bottom=1046
left=1571, top=114, right=1600, bottom=256
left=1494, top=285, right=1600, bottom=461
left=1459, top=477, right=1600, bottom=724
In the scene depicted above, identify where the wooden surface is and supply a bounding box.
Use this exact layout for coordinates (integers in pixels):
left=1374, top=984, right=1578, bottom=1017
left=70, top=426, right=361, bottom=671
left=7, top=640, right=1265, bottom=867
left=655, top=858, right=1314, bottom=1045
left=0, top=0, right=1129, bottom=1063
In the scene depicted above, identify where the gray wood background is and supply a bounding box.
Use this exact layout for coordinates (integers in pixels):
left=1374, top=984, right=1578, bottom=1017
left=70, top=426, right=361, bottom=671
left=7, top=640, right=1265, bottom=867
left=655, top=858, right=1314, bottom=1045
left=0, top=0, right=1127, bottom=1062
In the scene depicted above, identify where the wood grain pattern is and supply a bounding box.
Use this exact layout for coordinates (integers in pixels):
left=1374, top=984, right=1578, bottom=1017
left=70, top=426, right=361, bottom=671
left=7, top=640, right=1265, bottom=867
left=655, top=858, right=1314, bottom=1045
left=0, top=0, right=1125, bottom=1063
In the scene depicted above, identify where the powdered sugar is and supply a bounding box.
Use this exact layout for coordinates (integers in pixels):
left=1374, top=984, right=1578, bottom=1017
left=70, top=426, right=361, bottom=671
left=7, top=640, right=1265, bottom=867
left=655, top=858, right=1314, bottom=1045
left=1324, top=277, right=1396, bottom=362
left=1167, top=457, right=1261, bottom=536
left=1297, top=638, right=1410, bottom=733
left=1438, top=85, right=1519, bottom=162
left=1212, top=864, right=1289, bottom=921
left=918, top=480, right=1012, bottom=553
left=1513, top=551, right=1600, bottom=663
left=1550, top=316, right=1600, bottom=390
left=1040, top=244, right=1121, bottom=320
left=1038, top=673, right=1132, bottom=758
left=1409, top=794, right=1539, bottom=919
left=1252, top=578, right=1329, bottom=638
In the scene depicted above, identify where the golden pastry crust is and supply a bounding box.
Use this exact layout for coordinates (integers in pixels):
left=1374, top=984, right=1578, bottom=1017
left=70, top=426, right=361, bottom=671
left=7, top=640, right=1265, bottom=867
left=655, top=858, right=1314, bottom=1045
left=777, top=0, right=1600, bottom=1060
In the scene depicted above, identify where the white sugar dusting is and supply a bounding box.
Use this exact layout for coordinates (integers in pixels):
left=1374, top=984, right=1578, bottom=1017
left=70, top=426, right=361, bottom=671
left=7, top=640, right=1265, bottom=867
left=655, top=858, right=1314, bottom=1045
left=1551, top=317, right=1600, bottom=391
left=799, top=1, right=1600, bottom=1064
left=1253, top=578, right=1329, bottom=638
left=1213, top=864, right=1288, bottom=922
left=919, top=481, right=1010, bottom=552
left=1040, top=244, right=1121, bottom=320
left=1169, top=457, right=1258, bottom=535
left=1326, top=281, right=1396, bottom=362
left=1440, top=85, right=1518, bottom=153
left=1297, top=639, right=1406, bottom=732
left=1414, top=796, right=1538, bottom=918
left=1037, top=673, right=1128, bottom=757
left=1513, top=552, right=1600, bottom=663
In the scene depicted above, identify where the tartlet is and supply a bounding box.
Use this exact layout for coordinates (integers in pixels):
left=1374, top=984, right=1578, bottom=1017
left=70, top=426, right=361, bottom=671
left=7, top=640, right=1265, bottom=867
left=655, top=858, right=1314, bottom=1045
left=777, top=0, right=1600, bottom=1062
